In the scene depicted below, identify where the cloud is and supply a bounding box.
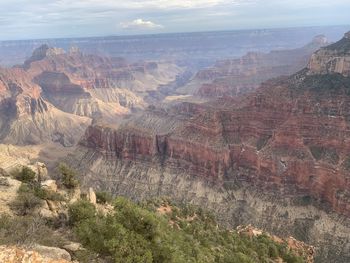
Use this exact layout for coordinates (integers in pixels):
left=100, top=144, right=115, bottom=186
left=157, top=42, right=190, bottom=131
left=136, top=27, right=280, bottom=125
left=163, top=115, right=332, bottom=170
left=120, top=19, right=164, bottom=30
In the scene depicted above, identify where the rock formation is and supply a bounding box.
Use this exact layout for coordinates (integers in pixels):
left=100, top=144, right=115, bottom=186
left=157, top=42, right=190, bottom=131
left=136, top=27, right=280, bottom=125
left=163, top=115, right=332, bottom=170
left=0, top=66, right=90, bottom=146
left=0, top=246, right=74, bottom=263
left=0, top=44, right=183, bottom=146
left=308, top=33, right=350, bottom=76
left=69, top=32, right=350, bottom=262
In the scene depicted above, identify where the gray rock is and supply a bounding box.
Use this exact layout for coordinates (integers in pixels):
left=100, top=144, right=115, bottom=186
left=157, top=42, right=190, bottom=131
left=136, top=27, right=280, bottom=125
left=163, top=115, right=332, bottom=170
left=33, top=245, right=71, bottom=261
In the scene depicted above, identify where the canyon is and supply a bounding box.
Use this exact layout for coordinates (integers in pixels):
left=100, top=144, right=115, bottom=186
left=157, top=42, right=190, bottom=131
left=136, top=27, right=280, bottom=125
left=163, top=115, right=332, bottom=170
left=174, top=35, right=329, bottom=100
left=67, top=32, right=350, bottom=262
left=0, top=29, right=349, bottom=262
left=0, top=44, right=182, bottom=146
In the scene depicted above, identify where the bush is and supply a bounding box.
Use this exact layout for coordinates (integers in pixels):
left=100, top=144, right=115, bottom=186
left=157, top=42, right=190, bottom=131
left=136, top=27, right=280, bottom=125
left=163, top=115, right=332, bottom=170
left=34, top=186, right=65, bottom=201
left=10, top=190, right=43, bottom=216
left=68, top=200, right=96, bottom=225
left=96, top=191, right=113, bottom=204
left=12, top=167, right=36, bottom=183
left=58, top=163, right=79, bottom=189
left=17, top=181, right=64, bottom=202
left=0, top=214, right=64, bottom=247
left=71, top=197, right=307, bottom=263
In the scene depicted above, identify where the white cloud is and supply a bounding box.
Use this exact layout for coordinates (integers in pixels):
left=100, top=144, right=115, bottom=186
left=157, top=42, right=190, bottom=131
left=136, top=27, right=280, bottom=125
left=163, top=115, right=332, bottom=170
left=120, top=19, right=164, bottom=30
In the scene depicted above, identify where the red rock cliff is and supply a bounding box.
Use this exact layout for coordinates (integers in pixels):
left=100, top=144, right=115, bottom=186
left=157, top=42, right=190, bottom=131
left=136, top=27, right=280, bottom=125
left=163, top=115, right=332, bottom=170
left=80, top=32, right=350, bottom=216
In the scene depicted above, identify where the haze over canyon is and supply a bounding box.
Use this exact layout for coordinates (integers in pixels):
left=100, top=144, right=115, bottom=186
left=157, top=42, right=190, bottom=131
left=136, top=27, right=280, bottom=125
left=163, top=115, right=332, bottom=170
left=0, top=25, right=349, bottom=263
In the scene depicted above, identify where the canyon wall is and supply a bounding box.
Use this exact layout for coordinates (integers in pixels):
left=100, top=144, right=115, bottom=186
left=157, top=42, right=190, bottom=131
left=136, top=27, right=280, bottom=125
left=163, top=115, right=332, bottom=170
left=70, top=32, right=350, bottom=263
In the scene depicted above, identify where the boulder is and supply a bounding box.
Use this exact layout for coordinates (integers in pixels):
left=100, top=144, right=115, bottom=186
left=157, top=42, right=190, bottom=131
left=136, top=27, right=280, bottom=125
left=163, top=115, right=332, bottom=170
left=63, top=242, right=83, bottom=252
left=69, top=187, right=81, bottom=204
left=33, top=245, right=71, bottom=261
left=0, top=245, right=73, bottom=263
left=41, top=179, right=58, bottom=192
left=88, top=187, right=96, bottom=205
left=27, top=162, right=48, bottom=181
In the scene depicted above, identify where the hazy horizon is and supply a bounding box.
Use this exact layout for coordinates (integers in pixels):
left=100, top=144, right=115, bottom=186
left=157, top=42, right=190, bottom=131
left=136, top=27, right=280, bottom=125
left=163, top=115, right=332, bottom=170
left=1, top=0, right=350, bottom=41
left=0, top=24, right=349, bottom=43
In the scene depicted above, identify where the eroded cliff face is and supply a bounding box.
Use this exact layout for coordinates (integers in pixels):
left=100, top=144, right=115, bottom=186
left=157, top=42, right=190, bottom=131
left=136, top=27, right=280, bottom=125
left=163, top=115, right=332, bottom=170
left=308, top=33, right=350, bottom=76
left=0, top=67, right=90, bottom=146
left=25, top=46, right=182, bottom=121
left=70, top=32, right=350, bottom=262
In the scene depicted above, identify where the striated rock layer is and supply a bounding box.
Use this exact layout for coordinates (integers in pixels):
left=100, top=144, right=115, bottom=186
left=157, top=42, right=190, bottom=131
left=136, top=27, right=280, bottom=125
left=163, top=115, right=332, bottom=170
left=70, top=32, right=350, bottom=262
left=0, top=66, right=90, bottom=146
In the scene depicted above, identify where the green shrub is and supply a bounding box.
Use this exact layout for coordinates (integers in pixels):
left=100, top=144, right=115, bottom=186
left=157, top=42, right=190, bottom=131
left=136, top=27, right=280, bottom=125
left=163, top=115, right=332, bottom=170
left=10, top=190, right=43, bottom=216
left=68, top=200, right=96, bottom=225
left=71, top=249, right=101, bottom=263
left=18, top=181, right=64, bottom=202
left=0, top=214, right=64, bottom=247
left=70, top=197, right=307, bottom=263
left=12, top=167, right=36, bottom=183
left=58, top=163, right=79, bottom=189
left=96, top=191, right=113, bottom=204
left=34, top=187, right=65, bottom=201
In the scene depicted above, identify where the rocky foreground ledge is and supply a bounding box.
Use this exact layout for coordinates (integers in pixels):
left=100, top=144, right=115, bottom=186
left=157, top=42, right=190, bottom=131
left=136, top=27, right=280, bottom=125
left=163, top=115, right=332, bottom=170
left=0, top=245, right=74, bottom=263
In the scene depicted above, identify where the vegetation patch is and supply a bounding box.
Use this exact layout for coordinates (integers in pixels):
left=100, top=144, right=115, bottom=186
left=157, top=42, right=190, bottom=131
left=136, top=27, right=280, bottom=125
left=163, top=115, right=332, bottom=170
left=58, top=163, right=79, bottom=189
left=10, top=187, right=43, bottom=216
left=295, top=73, right=350, bottom=94
left=69, top=197, right=306, bottom=263
left=11, top=166, right=36, bottom=183
left=323, top=38, right=350, bottom=54
left=96, top=191, right=113, bottom=204
left=0, top=214, right=65, bottom=247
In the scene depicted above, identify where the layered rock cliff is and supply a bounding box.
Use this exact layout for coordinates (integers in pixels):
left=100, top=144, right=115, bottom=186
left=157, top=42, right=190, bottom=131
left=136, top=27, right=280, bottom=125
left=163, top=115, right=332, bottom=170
left=25, top=45, right=183, bottom=122
left=0, top=67, right=90, bottom=146
left=308, top=33, right=350, bottom=76
left=70, top=32, right=350, bottom=262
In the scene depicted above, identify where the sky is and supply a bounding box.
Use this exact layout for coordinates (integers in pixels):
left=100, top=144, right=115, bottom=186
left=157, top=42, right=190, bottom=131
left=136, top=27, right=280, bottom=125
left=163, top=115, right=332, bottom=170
left=0, top=0, right=349, bottom=40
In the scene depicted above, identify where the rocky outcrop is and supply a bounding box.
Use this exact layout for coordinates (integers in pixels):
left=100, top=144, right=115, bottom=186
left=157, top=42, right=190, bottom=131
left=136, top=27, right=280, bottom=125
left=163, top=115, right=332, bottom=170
left=0, top=245, right=73, bottom=263
left=308, top=32, right=350, bottom=76
left=32, top=245, right=71, bottom=262
left=24, top=44, right=65, bottom=69
left=0, top=66, right=90, bottom=146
